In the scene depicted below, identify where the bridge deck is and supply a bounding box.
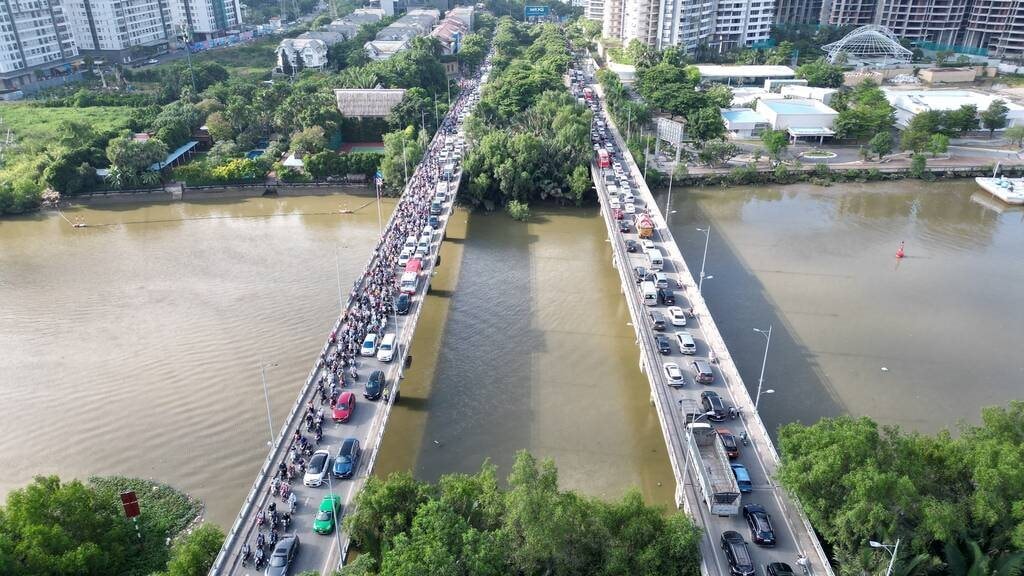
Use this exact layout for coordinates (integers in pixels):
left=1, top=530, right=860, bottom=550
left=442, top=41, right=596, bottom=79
left=210, top=60, right=492, bottom=576
left=579, top=57, right=835, bottom=576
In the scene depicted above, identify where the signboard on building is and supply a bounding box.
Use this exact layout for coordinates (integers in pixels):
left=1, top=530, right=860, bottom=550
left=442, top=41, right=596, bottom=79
left=524, top=5, right=550, bottom=17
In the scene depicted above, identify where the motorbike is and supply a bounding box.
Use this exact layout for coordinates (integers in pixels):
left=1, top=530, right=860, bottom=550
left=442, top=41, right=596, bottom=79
left=283, top=512, right=292, bottom=530
left=280, top=482, right=291, bottom=500
left=288, top=492, right=298, bottom=514
left=256, top=532, right=265, bottom=550
left=739, top=431, right=749, bottom=446
left=269, top=530, right=279, bottom=548
left=256, top=511, right=266, bottom=529
left=254, top=548, right=266, bottom=570
left=241, top=544, right=252, bottom=566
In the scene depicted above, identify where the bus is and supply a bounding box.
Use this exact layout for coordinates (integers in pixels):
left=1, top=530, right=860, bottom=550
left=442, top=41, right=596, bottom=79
left=583, top=87, right=594, bottom=101
left=400, top=258, right=423, bottom=294
left=597, top=149, right=610, bottom=168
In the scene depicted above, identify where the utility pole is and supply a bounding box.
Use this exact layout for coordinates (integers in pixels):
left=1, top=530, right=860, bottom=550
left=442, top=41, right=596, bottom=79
left=178, top=23, right=197, bottom=95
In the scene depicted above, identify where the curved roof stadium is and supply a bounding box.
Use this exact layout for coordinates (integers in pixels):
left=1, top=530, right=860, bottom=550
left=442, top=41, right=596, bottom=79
left=822, top=25, right=913, bottom=65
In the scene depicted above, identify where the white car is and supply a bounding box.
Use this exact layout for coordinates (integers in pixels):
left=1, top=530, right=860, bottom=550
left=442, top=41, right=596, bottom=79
left=398, top=247, right=414, bottom=266
left=360, top=333, right=378, bottom=356
left=667, top=306, right=687, bottom=326
left=641, top=239, right=655, bottom=251
left=609, top=198, right=621, bottom=210
left=304, top=450, right=331, bottom=487
left=663, top=362, right=686, bottom=387
left=612, top=161, right=623, bottom=171
left=625, top=203, right=636, bottom=214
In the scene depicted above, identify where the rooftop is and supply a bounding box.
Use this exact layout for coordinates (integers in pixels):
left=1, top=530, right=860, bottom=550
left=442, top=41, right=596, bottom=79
left=758, top=98, right=838, bottom=116
left=720, top=108, right=767, bottom=125
left=883, top=89, right=1024, bottom=113
left=334, top=88, right=407, bottom=117
left=696, top=65, right=795, bottom=79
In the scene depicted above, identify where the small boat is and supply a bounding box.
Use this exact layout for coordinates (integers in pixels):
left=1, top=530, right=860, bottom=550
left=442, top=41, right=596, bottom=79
left=975, top=176, right=1024, bottom=205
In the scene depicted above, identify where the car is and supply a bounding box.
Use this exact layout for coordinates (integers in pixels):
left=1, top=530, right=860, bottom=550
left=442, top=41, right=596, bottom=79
left=266, top=535, right=300, bottom=576
left=720, top=531, right=756, bottom=576
left=365, top=369, right=384, bottom=401
left=663, top=362, right=686, bottom=386
left=332, top=391, right=355, bottom=423
left=633, top=266, right=648, bottom=283
left=618, top=220, right=631, bottom=233
left=360, top=333, right=378, bottom=356
left=641, top=239, right=655, bottom=250
left=653, top=272, right=669, bottom=289
left=612, top=161, right=623, bottom=171
left=613, top=208, right=624, bottom=220
left=675, top=331, right=697, bottom=354
left=625, top=239, right=639, bottom=252
left=766, top=563, right=796, bottom=576
left=657, top=287, right=676, bottom=305
left=731, top=463, right=753, bottom=493
left=691, top=360, right=715, bottom=384
left=428, top=214, right=440, bottom=228
left=303, top=450, right=331, bottom=487
left=398, top=247, right=414, bottom=266
left=333, top=437, right=360, bottom=479
left=609, top=198, right=621, bottom=210
left=742, top=503, right=776, bottom=546
left=701, top=391, right=727, bottom=421
left=624, top=203, right=636, bottom=214
left=313, top=495, right=343, bottom=534
left=145, top=58, right=159, bottom=64
left=667, top=306, right=687, bottom=326
left=395, top=293, right=411, bottom=315
left=649, top=310, right=666, bottom=331
left=717, top=427, right=739, bottom=458
left=655, top=334, right=671, bottom=355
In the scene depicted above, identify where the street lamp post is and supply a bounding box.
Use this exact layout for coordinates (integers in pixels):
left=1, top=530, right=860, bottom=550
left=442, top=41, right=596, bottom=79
left=326, top=468, right=344, bottom=569
left=753, top=325, right=775, bottom=409
left=870, top=539, right=901, bottom=576
left=697, top=226, right=711, bottom=293
left=259, top=360, right=279, bottom=447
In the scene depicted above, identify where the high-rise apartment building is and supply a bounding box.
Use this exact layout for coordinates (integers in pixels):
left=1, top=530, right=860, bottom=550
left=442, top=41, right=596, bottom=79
left=607, top=0, right=772, bottom=51
left=0, top=0, right=79, bottom=90
left=963, top=0, right=1024, bottom=58
left=585, top=0, right=604, bottom=21
left=874, top=0, right=967, bottom=45
left=774, top=0, right=822, bottom=25
left=820, top=0, right=875, bottom=26
left=64, top=0, right=172, bottom=60
left=168, top=0, right=241, bottom=38
left=602, top=0, right=625, bottom=41
left=622, top=0, right=658, bottom=45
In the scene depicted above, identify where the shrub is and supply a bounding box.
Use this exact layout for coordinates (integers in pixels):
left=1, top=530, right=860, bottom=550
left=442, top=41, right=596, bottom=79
left=506, top=199, right=530, bottom=221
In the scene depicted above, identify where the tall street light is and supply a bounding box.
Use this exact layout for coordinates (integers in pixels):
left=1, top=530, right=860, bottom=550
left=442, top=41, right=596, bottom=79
left=259, top=359, right=279, bottom=448
left=696, top=226, right=711, bottom=293
left=753, top=325, right=774, bottom=409
left=870, top=539, right=901, bottom=576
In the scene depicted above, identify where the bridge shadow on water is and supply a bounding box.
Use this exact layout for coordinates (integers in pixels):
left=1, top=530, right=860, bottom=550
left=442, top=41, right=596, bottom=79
left=655, top=188, right=847, bottom=439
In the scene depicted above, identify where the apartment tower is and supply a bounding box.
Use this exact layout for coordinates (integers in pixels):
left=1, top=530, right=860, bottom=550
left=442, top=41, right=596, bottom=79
left=64, top=0, right=172, bottom=60
left=0, top=0, right=79, bottom=90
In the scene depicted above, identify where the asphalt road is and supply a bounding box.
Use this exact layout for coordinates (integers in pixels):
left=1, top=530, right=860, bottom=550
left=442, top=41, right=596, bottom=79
left=580, top=60, right=833, bottom=576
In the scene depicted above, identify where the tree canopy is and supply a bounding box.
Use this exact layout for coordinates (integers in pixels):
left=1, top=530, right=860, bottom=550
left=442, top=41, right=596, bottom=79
left=345, top=451, right=702, bottom=576
left=831, top=81, right=896, bottom=140
left=795, top=58, right=845, bottom=88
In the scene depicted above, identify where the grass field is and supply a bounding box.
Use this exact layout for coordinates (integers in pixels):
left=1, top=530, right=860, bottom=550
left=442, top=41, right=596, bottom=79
left=0, top=104, right=132, bottom=153
left=194, top=37, right=278, bottom=76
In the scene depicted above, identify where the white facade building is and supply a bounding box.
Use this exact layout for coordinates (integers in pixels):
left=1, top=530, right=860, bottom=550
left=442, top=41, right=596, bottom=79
left=882, top=89, right=1024, bottom=130
left=755, top=97, right=838, bottom=141
left=0, top=0, right=79, bottom=90
left=275, top=38, right=328, bottom=73
left=585, top=0, right=604, bottom=22
left=169, top=0, right=241, bottom=38
left=64, top=0, right=172, bottom=59
left=604, top=0, right=774, bottom=50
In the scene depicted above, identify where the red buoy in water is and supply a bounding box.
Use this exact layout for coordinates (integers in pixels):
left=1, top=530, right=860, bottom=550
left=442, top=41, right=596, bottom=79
left=896, top=241, right=905, bottom=259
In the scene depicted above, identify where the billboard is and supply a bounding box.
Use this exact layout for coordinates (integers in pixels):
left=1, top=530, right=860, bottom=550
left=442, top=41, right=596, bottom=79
left=524, top=5, right=550, bottom=17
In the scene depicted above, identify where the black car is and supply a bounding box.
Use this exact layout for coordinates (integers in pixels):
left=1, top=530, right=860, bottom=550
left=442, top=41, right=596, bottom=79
left=649, top=311, right=666, bottom=331
left=767, top=563, right=796, bottom=576
left=742, top=504, right=776, bottom=546
left=395, top=293, right=411, bottom=315
left=717, top=428, right=739, bottom=459
left=701, top=391, right=727, bottom=421
left=429, top=201, right=442, bottom=215
left=625, top=239, right=639, bottom=253
left=428, top=215, right=440, bottom=228
left=365, top=370, right=384, bottom=401
left=633, top=265, right=648, bottom=283
left=618, top=220, right=631, bottom=233
left=655, top=334, right=671, bottom=355
left=658, top=287, right=676, bottom=305
left=266, top=535, right=300, bottom=576
left=333, top=437, right=361, bottom=479
left=720, top=531, right=756, bottom=576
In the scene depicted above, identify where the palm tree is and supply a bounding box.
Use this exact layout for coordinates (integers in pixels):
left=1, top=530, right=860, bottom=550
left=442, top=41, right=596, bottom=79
left=944, top=538, right=1024, bottom=576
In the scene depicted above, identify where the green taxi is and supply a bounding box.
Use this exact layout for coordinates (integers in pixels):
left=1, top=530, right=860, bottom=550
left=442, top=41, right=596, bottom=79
left=313, top=495, right=343, bottom=534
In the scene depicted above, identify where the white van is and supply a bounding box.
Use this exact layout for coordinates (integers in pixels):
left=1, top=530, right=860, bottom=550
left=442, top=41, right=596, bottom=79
left=646, top=248, right=664, bottom=272
left=640, top=281, right=658, bottom=306
left=417, top=235, right=431, bottom=254
left=404, top=235, right=417, bottom=250
left=675, top=331, right=697, bottom=355
left=360, top=333, right=378, bottom=356
left=376, top=333, right=396, bottom=362
left=400, top=271, right=419, bottom=294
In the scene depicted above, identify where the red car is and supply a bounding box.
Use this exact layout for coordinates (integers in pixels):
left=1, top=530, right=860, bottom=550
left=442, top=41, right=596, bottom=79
left=333, top=391, right=355, bottom=422
left=613, top=208, right=624, bottom=220
left=716, top=428, right=739, bottom=459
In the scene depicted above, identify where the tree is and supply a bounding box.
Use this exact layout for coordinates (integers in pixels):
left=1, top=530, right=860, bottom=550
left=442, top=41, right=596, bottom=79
left=162, top=523, right=225, bottom=576
left=927, top=133, right=949, bottom=157
left=981, top=99, right=1010, bottom=137
left=945, top=104, right=979, bottom=134
left=688, top=107, right=726, bottom=143
left=910, top=153, right=927, bottom=178
left=1005, top=125, right=1024, bottom=146
left=380, top=126, right=424, bottom=192
left=869, top=132, right=893, bottom=159
left=204, top=111, right=234, bottom=143
left=760, top=130, right=789, bottom=164
left=697, top=139, right=740, bottom=166
left=795, top=58, right=844, bottom=88
left=832, top=81, right=896, bottom=140
left=290, top=126, right=327, bottom=155
left=106, top=137, right=168, bottom=185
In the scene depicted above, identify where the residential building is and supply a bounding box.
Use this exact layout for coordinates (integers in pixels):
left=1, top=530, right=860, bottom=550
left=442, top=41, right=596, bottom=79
left=169, top=0, right=242, bottom=39
left=607, top=0, right=773, bottom=51
left=379, top=0, right=450, bottom=17
left=774, top=0, right=822, bottom=25
left=873, top=0, right=968, bottom=46
left=621, top=0, right=657, bottom=46
left=882, top=88, right=1024, bottom=129
left=328, top=8, right=384, bottom=40
left=64, top=0, right=172, bottom=61
left=602, top=0, right=624, bottom=41
left=364, top=8, right=438, bottom=60
left=430, top=6, right=474, bottom=55
left=821, top=0, right=876, bottom=27
left=0, top=0, right=79, bottom=91
left=963, top=0, right=1024, bottom=59
left=585, top=0, right=604, bottom=23
left=276, top=38, right=328, bottom=73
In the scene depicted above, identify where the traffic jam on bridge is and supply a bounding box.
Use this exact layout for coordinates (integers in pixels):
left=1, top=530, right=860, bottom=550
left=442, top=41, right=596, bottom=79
left=571, top=56, right=823, bottom=576
left=212, top=53, right=494, bottom=576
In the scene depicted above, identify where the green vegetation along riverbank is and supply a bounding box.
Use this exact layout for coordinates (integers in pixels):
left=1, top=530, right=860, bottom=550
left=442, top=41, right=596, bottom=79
left=0, top=475, right=221, bottom=576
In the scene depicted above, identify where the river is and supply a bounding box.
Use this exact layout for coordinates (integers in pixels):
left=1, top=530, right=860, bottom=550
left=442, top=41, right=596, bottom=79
left=657, top=180, right=1024, bottom=436
left=2, top=180, right=1019, bottom=527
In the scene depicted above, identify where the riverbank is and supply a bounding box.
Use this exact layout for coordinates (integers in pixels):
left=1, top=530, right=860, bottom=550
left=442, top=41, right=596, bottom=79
left=59, top=181, right=378, bottom=208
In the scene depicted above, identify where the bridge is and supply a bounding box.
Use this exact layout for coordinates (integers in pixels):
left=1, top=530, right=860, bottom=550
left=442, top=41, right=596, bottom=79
left=579, top=59, right=836, bottom=576
left=209, top=59, right=492, bottom=576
